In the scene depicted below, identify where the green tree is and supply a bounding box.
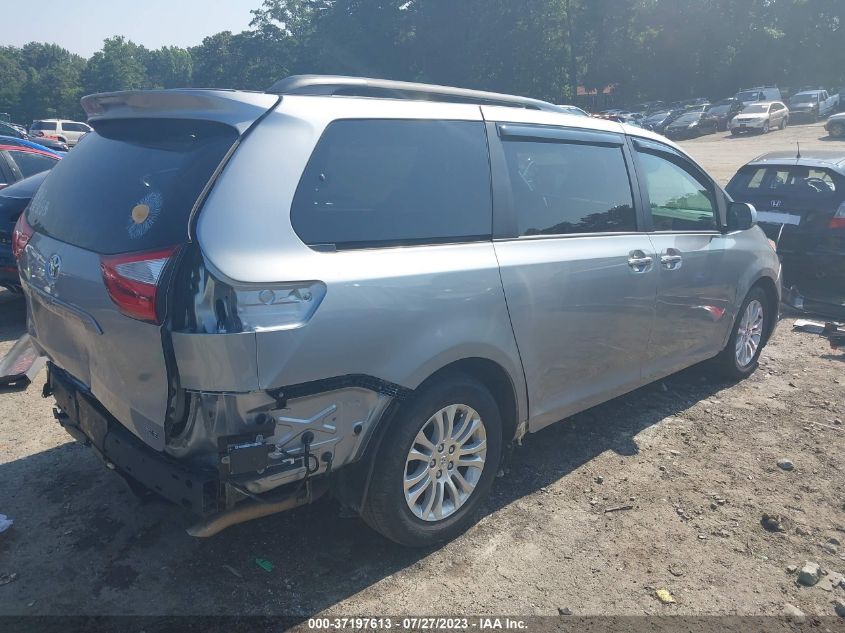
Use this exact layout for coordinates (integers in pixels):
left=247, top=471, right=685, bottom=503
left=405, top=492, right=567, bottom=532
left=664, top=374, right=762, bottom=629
left=17, top=43, right=86, bottom=121
left=0, top=47, right=26, bottom=120
left=82, top=36, right=149, bottom=94
left=145, top=46, right=193, bottom=88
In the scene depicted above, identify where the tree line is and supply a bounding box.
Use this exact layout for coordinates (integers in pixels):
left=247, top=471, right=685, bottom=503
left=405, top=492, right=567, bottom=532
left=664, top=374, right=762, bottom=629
left=1, top=0, right=842, bottom=124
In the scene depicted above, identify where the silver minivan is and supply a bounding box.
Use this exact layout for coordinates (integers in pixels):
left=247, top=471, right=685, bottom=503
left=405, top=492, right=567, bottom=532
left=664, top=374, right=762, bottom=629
left=13, top=76, right=781, bottom=546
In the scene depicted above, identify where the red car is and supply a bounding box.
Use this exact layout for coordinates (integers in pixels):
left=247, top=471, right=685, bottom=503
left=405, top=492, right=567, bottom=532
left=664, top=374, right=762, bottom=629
left=0, top=144, right=60, bottom=191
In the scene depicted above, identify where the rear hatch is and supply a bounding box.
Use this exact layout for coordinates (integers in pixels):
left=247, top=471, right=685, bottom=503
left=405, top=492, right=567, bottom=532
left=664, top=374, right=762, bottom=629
left=727, top=163, right=845, bottom=246
left=18, top=90, right=278, bottom=450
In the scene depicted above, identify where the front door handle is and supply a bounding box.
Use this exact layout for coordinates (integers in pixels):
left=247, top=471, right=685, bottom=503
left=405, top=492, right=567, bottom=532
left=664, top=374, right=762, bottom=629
left=660, top=248, right=683, bottom=270
left=628, top=250, right=653, bottom=272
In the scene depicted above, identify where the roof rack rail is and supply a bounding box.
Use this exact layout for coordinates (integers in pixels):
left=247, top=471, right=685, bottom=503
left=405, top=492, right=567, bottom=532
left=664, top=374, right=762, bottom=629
left=266, top=75, right=565, bottom=113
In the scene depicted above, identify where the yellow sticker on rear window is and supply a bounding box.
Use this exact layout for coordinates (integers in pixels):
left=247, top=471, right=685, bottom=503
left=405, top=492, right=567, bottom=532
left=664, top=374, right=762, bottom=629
left=127, top=191, right=162, bottom=239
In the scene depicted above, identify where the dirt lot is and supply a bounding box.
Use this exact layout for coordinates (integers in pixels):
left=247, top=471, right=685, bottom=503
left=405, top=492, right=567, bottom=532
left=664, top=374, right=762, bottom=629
left=0, top=121, right=843, bottom=620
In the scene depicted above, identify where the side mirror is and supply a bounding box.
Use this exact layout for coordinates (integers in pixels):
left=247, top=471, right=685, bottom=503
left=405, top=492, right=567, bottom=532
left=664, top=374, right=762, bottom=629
left=727, top=202, right=757, bottom=231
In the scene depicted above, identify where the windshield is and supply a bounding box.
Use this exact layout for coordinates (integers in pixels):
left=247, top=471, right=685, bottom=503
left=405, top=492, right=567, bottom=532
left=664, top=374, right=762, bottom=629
left=674, top=113, right=699, bottom=123
left=736, top=91, right=760, bottom=102
left=742, top=104, right=769, bottom=114
left=706, top=104, right=731, bottom=115
left=790, top=94, right=818, bottom=103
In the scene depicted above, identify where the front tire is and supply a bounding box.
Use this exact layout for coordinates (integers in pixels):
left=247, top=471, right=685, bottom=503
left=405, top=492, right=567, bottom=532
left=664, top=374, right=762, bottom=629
left=362, top=373, right=503, bottom=547
left=830, top=122, right=845, bottom=138
left=713, top=286, right=771, bottom=380
left=761, top=121, right=770, bottom=134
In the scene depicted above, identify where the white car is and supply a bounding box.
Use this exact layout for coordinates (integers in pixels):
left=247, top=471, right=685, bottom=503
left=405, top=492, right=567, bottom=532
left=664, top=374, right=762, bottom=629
left=729, top=101, right=789, bottom=135
left=29, top=119, right=92, bottom=147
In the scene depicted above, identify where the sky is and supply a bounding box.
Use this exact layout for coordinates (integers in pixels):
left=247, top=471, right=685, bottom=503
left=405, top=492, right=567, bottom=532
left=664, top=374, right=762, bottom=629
left=4, top=0, right=256, bottom=57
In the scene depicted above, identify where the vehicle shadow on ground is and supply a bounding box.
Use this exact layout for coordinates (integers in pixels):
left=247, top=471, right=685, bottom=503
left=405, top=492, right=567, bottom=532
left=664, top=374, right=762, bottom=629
left=0, top=290, right=26, bottom=345
left=818, top=135, right=843, bottom=142
left=0, top=358, right=731, bottom=618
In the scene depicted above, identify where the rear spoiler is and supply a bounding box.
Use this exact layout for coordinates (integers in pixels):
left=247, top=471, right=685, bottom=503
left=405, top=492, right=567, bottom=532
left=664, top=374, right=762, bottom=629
left=81, top=90, right=280, bottom=134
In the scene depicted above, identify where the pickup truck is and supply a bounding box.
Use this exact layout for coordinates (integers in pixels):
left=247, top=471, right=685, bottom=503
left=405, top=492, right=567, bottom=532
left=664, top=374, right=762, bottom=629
left=788, top=90, right=838, bottom=121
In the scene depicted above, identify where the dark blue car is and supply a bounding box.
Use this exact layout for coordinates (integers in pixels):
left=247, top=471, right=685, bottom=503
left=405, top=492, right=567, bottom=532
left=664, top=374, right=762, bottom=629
left=1, top=171, right=48, bottom=292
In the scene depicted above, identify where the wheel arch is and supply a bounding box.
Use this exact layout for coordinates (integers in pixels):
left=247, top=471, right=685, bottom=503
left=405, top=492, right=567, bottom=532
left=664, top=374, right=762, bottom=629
left=414, top=357, right=522, bottom=446
left=335, top=356, right=525, bottom=514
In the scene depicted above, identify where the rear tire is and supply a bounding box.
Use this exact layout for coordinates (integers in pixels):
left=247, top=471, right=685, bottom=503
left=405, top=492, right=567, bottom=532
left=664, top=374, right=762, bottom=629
left=361, top=372, right=502, bottom=547
left=830, top=122, right=845, bottom=138
left=712, top=286, right=771, bottom=380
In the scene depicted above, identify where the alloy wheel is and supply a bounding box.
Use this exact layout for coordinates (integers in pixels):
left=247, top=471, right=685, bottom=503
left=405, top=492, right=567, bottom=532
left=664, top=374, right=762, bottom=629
left=735, top=299, right=764, bottom=368
left=403, top=404, right=487, bottom=522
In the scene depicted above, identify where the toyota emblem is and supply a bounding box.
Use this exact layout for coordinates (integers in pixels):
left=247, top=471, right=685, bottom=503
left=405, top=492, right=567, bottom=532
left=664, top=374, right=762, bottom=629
left=46, top=254, right=62, bottom=283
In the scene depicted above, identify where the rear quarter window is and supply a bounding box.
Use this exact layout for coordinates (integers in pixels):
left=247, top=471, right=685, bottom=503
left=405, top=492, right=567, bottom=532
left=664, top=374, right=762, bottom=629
left=291, top=119, right=492, bottom=249
left=27, top=119, right=238, bottom=254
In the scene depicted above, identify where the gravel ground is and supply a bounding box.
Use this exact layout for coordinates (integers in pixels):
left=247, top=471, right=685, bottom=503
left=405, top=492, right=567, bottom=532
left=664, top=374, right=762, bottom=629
left=0, top=120, right=843, bottom=620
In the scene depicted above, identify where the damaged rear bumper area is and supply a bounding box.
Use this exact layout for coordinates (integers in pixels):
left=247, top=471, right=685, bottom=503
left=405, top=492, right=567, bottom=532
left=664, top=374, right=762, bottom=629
left=48, top=364, right=221, bottom=516
left=47, top=363, right=403, bottom=535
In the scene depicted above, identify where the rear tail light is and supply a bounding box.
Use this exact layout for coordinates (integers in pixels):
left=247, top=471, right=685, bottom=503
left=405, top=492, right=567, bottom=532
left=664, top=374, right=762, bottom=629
left=829, top=203, right=845, bottom=229
left=101, top=246, right=179, bottom=324
left=12, top=213, right=34, bottom=260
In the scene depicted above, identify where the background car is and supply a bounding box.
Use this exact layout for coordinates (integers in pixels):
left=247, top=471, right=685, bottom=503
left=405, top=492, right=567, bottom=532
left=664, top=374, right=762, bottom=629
left=0, top=121, right=26, bottom=139
left=0, top=171, right=47, bottom=292
left=30, top=119, right=92, bottom=147
left=663, top=110, right=719, bottom=139
left=788, top=90, right=837, bottom=121
left=826, top=112, right=845, bottom=138
left=0, top=144, right=60, bottom=190
left=726, top=150, right=845, bottom=318
left=729, top=101, right=789, bottom=135
left=704, top=98, right=744, bottom=130
left=0, top=135, right=65, bottom=156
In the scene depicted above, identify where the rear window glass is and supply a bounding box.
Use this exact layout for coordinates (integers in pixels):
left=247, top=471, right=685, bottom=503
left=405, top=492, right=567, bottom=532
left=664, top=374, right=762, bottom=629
left=31, top=121, right=57, bottom=131
left=291, top=119, right=492, bottom=248
left=727, top=166, right=842, bottom=200
left=27, top=119, right=237, bottom=254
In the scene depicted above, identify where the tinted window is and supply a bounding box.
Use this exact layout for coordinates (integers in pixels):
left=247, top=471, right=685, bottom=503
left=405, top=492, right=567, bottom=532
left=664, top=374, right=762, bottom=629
left=9, top=151, right=57, bottom=178
left=27, top=119, right=237, bottom=254
left=291, top=120, right=491, bottom=248
left=637, top=151, right=718, bottom=231
left=727, top=166, right=842, bottom=201
left=502, top=140, right=636, bottom=236
left=61, top=122, right=89, bottom=132
left=0, top=122, right=22, bottom=137
left=31, top=121, right=57, bottom=131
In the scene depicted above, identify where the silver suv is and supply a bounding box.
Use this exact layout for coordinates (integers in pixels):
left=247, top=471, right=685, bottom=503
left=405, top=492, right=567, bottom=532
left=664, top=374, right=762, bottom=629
left=13, top=76, right=781, bottom=546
